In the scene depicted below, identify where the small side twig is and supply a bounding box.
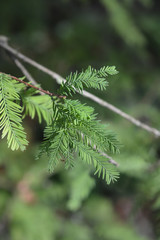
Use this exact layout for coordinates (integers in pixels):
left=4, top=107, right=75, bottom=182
left=101, top=152, right=119, bottom=167
left=0, top=37, right=64, bottom=84
left=12, top=58, right=39, bottom=87
left=0, top=35, right=43, bottom=95
left=0, top=72, right=65, bottom=99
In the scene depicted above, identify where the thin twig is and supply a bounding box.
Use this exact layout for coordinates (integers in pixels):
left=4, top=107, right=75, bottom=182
left=12, top=58, right=39, bottom=87
left=0, top=72, right=65, bottom=98
left=0, top=37, right=64, bottom=84
left=82, top=90, right=160, bottom=138
left=102, top=152, right=119, bottom=166
left=0, top=35, right=160, bottom=137
left=0, top=35, right=43, bottom=94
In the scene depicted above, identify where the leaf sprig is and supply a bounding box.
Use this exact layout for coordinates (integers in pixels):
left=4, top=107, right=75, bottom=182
left=60, top=65, right=118, bottom=96
left=0, top=66, right=119, bottom=183
left=0, top=73, right=28, bottom=151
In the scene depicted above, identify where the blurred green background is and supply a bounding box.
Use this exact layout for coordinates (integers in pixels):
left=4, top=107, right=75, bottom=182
left=0, top=0, right=160, bottom=239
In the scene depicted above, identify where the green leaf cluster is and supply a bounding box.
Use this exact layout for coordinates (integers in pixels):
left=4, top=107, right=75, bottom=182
left=38, top=66, right=120, bottom=184
left=0, top=66, right=119, bottom=184
left=0, top=73, right=28, bottom=151
left=22, top=89, right=53, bottom=125
left=60, top=65, right=118, bottom=95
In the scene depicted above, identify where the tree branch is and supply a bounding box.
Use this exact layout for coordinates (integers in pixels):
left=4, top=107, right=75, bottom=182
left=0, top=72, right=65, bottom=98
left=0, top=36, right=42, bottom=94
left=102, top=152, right=119, bottom=167
left=0, top=36, right=64, bottom=84
left=12, top=58, right=39, bottom=87
left=82, top=90, right=160, bottom=138
left=0, top=35, right=160, bottom=138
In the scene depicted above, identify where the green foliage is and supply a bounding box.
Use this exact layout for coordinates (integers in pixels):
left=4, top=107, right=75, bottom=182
left=38, top=67, right=120, bottom=184
left=60, top=65, right=118, bottom=95
left=0, top=73, right=28, bottom=151
left=0, top=67, right=119, bottom=184
left=22, top=90, right=53, bottom=124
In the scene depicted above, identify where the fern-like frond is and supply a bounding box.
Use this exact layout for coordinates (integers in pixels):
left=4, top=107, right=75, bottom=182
left=76, top=122, right=120, bottom=154
left=98, top=66, right=118, bottom=77
left=22, top=94, right=53, bottom=125
left=35, top=66, right=119, bottom=183
left=37, top=126, right=75, bottom=171
left=37, top=95, right=120, bottom=183
left=60, top=66, right=118, bottom=95
left=72, top=139, right=119, bottom=184
left=0, top=73, right=28, bottom=151
left=38, top=123, right=119, bottom=183
left=47, top=130, right=68, bottom=172
left=63, top=99, right=95, bottom=121
left=62, top=99, right=120, bottom=153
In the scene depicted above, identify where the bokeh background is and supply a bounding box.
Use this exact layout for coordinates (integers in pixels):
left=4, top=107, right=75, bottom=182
left=0, top=0, right=160, bottom=239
